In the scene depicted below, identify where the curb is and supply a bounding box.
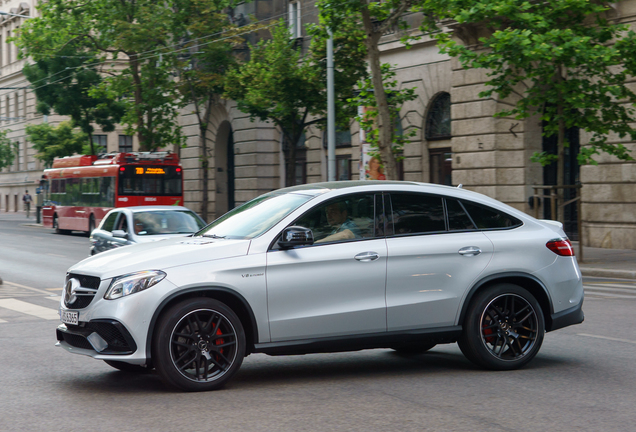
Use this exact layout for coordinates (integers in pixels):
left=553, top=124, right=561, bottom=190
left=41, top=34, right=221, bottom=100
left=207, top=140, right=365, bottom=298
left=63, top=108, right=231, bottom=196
left=580, top=267, right=636, bottom=280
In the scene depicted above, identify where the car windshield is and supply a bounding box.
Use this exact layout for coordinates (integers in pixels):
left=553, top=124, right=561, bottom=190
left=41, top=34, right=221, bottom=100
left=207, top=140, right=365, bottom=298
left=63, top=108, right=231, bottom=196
left=133, top=210, right=206, bottom=236
left=196, top=192, right=314, bottom=240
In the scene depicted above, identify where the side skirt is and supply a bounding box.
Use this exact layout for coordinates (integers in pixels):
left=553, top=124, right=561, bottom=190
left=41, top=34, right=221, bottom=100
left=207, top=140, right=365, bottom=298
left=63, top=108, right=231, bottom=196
left=254, top=326, right=462, bottom=356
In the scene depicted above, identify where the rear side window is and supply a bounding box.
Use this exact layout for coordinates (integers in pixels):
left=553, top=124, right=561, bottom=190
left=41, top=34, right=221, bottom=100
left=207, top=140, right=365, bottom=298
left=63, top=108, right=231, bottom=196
left=461, top=201, right=522, bottom=229
left=389, top=193, right=445, bottom=235
left=446, top=199, right=475, bottom=231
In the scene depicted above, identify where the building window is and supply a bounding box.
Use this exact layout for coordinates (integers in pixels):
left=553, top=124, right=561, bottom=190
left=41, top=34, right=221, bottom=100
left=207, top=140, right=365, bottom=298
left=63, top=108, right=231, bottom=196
left=336, top=155, right=351, bottom=181
left=14, top=92, right=19, bottom=120
left=295, top=150, right=306, bottom=185
left=322, top=128, right=352, bottom=149
left=93, top=135, right=108, bottom=154
left=5, top=96, right=9, bottom=123
left=429, top=147, right=452, bottom=186
left=288, top=1, right=301, bottom=39
left=118, top=135, right=133, bottom=153
left=426, top=92, right=451, bottom=140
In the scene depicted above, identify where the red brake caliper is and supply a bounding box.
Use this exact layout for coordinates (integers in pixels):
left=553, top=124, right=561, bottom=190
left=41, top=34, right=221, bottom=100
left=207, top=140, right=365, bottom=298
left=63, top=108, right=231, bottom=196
left=482, top=320, right=495, bottom=344
left=214, top=327, right=224, bottom=361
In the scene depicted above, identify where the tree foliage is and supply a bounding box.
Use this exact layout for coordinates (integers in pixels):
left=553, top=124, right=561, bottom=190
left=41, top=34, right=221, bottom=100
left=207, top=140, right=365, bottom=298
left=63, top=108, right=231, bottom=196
left=437, top=0, right=636, bottom=193
left=224, top=20, right=367, bottom=186
left=17, top=0, right=186, bottom=151
left=171, top=0, right=260, bottom=220
left=21, top=43, right=125, bottom=155
left=0, top=131, right=18, bottom=170
left=26, top=121, right=87, bottom=167
left=319, top=0, right=446, bottom=180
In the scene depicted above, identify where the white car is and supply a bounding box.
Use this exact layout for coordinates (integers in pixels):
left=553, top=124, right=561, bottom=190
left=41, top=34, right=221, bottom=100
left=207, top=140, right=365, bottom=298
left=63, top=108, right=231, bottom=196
left=89, top=206, right=206, bottom=255
left=58, top=181, right=584, bottom=391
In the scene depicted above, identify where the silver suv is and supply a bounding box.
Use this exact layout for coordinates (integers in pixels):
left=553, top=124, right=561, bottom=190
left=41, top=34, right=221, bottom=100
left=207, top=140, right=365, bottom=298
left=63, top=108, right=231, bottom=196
left=57, top=181, right=584, bottom=391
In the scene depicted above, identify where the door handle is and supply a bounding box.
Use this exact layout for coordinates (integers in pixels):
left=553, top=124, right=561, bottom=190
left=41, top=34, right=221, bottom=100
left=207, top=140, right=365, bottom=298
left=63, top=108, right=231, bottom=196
left=458, top=246, right=481, bottom=256
left=355, top=251, right=380, bottom=262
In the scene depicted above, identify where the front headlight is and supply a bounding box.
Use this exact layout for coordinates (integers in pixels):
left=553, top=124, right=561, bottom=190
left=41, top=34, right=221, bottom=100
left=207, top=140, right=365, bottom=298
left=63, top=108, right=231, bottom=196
left=104, top=270, right=166, bottom=300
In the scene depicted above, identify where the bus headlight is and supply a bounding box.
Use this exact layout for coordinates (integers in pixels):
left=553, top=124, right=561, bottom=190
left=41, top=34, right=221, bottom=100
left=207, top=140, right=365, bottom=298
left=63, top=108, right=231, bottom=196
left=104, top=271, right=166, bottom=300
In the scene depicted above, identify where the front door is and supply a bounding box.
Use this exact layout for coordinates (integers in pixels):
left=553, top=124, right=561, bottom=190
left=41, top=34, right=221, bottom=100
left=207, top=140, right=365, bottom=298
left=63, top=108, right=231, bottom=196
left=266, top=193, right=387, bottom=341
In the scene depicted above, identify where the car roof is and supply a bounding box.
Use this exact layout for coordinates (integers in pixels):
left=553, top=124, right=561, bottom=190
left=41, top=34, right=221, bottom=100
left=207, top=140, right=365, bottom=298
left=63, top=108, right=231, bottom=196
left=112, top=206, right=195, bottom=213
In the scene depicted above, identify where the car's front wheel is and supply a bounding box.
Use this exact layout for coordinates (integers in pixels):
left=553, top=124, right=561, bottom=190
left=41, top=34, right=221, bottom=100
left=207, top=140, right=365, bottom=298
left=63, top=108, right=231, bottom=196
left=458, top=284, right=545, bottom=370
left=153, top=298, right=246, bottom=392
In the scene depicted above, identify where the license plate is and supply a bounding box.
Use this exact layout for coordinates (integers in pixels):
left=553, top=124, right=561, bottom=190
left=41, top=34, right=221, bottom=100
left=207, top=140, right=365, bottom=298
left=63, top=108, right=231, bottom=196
left=60, top=310, right=79, bottom=325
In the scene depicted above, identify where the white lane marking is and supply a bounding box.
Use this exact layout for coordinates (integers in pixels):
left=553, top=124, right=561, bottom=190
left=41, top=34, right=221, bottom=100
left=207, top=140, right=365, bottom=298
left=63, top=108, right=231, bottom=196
left=577, top=333, right=636, bottom=345
left=45, top=296, right=62, bottom=302
left=3, top=281, right=57, bottom=296
left=0, top=318, right=6, bottom=323
left=0, top=299, right=59, bottom=320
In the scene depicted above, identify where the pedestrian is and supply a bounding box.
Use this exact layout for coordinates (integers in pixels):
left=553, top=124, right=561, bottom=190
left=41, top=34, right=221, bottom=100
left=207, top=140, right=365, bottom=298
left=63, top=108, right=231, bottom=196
left=23, top=190, right=33, bottom=218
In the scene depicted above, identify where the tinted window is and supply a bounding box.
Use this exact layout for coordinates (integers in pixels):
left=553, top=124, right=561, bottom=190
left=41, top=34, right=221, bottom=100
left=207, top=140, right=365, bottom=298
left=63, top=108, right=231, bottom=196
left=446, top=199, right=475, bottom=231
left=100, top=212, right=119, bottom=232
left=133, top=210, right=205, bottom=236
left=390, top=194, right=445, bottom=235
left=118, top=166, right=182, bottom=196
left=461, top=201, right=522, bottom=229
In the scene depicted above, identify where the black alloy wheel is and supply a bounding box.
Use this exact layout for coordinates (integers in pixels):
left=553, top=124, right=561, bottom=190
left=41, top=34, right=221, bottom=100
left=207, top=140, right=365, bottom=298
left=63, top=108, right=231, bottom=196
left=153, top=298, right=245, bottom=392
left=458, top=284, right=545, bottom=370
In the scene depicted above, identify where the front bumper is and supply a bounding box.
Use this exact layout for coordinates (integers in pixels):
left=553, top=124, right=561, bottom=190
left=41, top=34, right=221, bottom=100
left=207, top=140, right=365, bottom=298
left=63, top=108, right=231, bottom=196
left=56, top=320, right=137, bottom=355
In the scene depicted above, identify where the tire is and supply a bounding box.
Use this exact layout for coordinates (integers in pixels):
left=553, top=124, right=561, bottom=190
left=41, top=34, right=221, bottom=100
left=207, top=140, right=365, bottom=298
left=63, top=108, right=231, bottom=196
left=153, top=298, right=246, bottom=392
left=458, top=283, right=545, bottom=371
left=392, top=343, right=437, bottom=355
left=104, top=360, right=151, bottom=373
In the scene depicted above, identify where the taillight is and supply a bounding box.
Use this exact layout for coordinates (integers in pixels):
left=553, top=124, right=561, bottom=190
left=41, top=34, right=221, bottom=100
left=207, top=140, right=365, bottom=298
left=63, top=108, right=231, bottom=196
left=546, top=238, right=575, bottom=256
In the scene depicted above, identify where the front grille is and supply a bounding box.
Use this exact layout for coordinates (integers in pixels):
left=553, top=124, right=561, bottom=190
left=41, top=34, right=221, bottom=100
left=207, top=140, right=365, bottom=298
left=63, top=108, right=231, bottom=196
left=64, top=273, right=101, bottom=309
left=58, top=320, right=137, bottom=355
left=67, top=273, right=100, bottom=290
left=57, top=331, right=94, bottom=350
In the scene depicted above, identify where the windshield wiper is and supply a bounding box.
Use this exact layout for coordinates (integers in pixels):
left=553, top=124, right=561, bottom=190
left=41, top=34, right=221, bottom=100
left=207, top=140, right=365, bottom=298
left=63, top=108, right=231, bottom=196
left=200, top=234, right=226, bottom=239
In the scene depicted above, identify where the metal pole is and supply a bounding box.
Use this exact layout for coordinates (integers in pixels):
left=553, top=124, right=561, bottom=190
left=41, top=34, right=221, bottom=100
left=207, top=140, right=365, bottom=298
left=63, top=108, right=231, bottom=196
left=327, top=29, right=336, bottom=181
left=577, top=185, right=583, bottom=262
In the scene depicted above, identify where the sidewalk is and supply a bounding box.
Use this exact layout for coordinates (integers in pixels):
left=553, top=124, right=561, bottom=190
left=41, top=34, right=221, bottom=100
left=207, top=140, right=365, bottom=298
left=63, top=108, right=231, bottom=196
left=2, top=210, right=635, bottom=279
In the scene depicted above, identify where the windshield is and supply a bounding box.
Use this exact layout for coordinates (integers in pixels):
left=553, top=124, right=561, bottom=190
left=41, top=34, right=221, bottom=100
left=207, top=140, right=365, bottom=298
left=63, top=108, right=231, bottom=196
left=133, top=210, right=205, bottom=236
left=196, top=193, right=314, bottom=240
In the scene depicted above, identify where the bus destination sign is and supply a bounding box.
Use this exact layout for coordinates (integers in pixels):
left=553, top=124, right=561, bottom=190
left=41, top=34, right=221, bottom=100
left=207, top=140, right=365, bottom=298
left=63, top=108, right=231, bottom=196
left=135, top=167, right=166, bottom=175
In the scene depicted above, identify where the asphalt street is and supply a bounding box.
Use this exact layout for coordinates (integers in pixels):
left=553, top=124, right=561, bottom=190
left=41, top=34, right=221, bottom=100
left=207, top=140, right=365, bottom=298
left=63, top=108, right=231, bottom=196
left=1, top=213, right=636, bottom=432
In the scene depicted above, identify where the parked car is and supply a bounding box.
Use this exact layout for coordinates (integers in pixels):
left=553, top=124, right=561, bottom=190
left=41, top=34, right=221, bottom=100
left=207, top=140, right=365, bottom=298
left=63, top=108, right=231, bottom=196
left=58, top=181, right=584, bottom=391
left=89, top=206, right=206, bottom=255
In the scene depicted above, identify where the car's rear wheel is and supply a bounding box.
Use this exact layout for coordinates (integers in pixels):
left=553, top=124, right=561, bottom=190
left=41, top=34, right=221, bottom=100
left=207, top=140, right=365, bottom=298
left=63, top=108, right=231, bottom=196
left=391, top=343, right=437, bottom=355
left=458, top=284, right=544, bottom=370
left=153, top=298, right=245, bottom=392
left=103, top=360, right=151, bottom=373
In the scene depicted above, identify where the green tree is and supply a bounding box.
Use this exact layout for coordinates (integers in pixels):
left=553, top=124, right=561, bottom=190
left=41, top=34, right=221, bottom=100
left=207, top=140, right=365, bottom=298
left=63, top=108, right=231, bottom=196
left=319, top=0, right=445, bottom=179
left=26, top=121, right=87, bottom=167
left=20, top=43, right=125, bottom=155
left=17, top=0, right=185, bottom=151
left=171, top=0, right=260, bottom=220
left=0, top=131, right=18, bottom=170
left=224, top=20, right=367, bottom=186
left=437, top=0, right=636, bottom=220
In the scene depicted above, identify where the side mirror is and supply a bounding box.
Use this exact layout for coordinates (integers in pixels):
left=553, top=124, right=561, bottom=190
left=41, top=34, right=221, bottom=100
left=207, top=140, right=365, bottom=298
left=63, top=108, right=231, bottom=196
left=112, top=229, right=128, bottom=240
left=278, top=226, right=314, bottom=249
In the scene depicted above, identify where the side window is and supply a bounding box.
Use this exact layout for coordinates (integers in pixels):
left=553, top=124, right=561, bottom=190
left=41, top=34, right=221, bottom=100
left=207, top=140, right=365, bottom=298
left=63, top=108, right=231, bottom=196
left=115, top=213, right=129, bottom=233
left=389, top=193, right=445, bottom=235
left=101, top=212, right=119, bottom=232
left=294, top=193, right=376, bottom=244
left=461, top=201, right=522, bottom=229
left=446, top=199, right=475, bottom=231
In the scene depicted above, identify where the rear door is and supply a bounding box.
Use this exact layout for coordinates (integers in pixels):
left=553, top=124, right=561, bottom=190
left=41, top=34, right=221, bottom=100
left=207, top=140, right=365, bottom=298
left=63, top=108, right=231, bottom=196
left=385, top=193, right=493, bottom=331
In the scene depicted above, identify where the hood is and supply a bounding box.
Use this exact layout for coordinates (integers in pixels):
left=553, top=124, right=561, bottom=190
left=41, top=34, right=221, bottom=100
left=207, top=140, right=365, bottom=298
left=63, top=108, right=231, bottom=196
left=69, top=236, right=251, bottom=280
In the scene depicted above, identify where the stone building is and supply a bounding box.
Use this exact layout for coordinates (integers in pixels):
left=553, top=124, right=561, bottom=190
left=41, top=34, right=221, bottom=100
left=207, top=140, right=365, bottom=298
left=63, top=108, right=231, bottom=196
left=1, top=0, right=634, bottom=249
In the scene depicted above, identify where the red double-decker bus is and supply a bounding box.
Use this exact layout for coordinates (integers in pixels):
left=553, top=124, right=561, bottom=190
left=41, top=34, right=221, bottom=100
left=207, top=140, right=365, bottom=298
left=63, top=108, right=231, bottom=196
left=42, top=152, right=184, bottom=234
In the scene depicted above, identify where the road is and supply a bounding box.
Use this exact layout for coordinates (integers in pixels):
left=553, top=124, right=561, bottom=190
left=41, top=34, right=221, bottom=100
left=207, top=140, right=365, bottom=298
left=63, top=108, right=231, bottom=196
left=1, top=213, right=636, bottom=432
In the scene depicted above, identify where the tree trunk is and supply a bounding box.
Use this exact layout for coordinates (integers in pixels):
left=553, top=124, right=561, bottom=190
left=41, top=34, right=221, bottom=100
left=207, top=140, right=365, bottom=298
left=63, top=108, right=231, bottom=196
left=129, top=54, right=148, bottom=151
left=200, top=97, right=213, bottom=222
left=359, top=1, right=398, bottom=180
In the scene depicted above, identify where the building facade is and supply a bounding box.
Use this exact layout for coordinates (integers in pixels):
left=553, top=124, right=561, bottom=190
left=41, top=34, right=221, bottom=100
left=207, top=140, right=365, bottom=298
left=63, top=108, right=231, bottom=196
left=1, top=0, right=635, bottom=249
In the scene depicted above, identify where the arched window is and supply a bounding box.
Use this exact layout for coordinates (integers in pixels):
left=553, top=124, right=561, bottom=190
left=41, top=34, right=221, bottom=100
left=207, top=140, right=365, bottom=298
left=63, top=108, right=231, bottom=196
left=425, top=92, right=451, bottom=140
